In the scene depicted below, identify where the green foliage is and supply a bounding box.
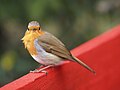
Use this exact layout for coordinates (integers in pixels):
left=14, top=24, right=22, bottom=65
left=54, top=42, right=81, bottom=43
left=1, top=51, right=16, bottom=72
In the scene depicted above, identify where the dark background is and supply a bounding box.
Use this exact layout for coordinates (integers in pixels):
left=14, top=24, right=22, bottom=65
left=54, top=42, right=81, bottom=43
left=0, top=0, right=120, bottom=87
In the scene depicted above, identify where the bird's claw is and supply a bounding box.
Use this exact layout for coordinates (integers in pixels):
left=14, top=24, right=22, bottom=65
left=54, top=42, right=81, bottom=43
left=30, top=65, right=54, bottom=75
left=30, top=69, right=48, bottom=75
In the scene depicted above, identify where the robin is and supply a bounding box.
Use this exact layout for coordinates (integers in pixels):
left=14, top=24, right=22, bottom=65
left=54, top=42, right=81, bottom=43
left=22, top=21, right=95, bottom=74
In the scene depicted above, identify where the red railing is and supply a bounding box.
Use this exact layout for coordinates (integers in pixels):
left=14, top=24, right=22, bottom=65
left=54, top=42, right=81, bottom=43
left=1, top=25, right=120, bottom=90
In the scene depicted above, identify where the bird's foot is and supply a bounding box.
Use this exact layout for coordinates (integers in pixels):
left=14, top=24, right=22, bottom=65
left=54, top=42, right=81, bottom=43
left=30, top=69, right=48, bottom=75
left=30, top=65, right=54, bottom=75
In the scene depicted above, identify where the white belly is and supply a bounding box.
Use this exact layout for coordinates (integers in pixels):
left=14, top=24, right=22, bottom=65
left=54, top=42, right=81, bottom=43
left=32, top=52, right=64, bottom=65
left=31, top=39, right=64, bottom=65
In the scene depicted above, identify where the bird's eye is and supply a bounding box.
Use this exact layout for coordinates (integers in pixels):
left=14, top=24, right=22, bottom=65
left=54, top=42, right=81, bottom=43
left=28, top=28, right=29, bottom=30
left=39, top=27, right=40, bottom=30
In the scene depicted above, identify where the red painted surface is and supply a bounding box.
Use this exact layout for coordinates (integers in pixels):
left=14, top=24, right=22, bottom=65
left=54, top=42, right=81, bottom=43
left=1, top=25, right=120, bottom=90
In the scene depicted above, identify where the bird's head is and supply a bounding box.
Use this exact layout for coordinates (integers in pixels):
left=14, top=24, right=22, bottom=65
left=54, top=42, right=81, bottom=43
left=28, top=21, right=41, bottom=31
left=22, top=21, right=44, bottom=48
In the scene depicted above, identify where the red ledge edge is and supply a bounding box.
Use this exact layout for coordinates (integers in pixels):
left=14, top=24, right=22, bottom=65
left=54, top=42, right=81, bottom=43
left=1, top=25, right=120, bottom=90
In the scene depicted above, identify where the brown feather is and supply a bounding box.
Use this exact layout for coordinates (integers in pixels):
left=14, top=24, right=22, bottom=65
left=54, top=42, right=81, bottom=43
left=38, top=32, right=73, bottom=60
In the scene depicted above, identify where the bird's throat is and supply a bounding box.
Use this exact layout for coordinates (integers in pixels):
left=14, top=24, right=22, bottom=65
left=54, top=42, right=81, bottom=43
left=22, top=30, right=44, bottom=55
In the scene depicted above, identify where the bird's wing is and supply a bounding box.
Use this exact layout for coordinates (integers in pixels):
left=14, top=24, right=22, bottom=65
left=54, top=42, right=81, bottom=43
left=37, top=32, right=73, bottom=60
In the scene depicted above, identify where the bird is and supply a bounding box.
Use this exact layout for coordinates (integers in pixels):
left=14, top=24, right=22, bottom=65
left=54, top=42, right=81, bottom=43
left=22, top=21, right=95, bottom=74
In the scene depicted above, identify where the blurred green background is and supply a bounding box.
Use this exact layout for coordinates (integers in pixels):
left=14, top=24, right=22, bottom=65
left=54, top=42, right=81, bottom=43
left=0, top=0, right=120, bottom=87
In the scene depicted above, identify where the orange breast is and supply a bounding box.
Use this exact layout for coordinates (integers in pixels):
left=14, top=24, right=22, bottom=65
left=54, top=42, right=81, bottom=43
left=22, top=30, right=44, bottom=55
left=26, top=39, right=37, bottom=55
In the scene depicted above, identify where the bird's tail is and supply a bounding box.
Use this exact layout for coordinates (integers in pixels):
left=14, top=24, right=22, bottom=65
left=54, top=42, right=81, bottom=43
left=72, top=56, right=96, bottom=74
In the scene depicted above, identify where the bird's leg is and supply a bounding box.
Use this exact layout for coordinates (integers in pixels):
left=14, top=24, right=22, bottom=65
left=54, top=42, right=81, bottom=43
left=30, top=65, right=54, bottom=74
left=39, top=64, right=46, bottom=68
left=30, top=64, right=45, bottom=72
